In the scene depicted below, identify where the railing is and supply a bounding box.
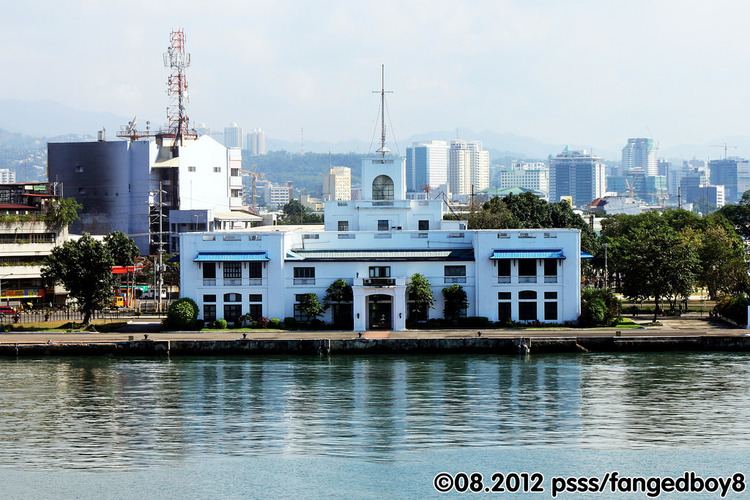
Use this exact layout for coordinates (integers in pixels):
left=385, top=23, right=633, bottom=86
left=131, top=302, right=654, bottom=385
left=497, top=276, right=511, bottom=284
left=519, top=276, right=537, bottom=284
left=363, top=278, right=396, bottom=287
left=444, top=276, right=466, bottom=284
left=203, top=278, right=216, bottom=286
left=293, top=278, right=315, bottom=285
left=544, top=275, right=558, bottom=283
left=247, top=278, right=262, bottom=286
left=224, top=278, right=242, bottom=286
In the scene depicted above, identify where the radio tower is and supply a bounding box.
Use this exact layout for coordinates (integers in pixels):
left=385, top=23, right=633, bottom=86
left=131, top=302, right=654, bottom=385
left=163, top=29, right=194, bottom=148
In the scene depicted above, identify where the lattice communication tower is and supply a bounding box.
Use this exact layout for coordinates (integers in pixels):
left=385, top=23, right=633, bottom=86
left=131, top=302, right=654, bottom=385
left=163, top=29, right=195, bottom=146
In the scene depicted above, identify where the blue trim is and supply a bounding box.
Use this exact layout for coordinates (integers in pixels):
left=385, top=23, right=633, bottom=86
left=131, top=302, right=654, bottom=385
left=194, top=252, right=269, bottom=262
left=580, top=251, right=594, bottom=259
left=491, top=249, right=565, bottom=260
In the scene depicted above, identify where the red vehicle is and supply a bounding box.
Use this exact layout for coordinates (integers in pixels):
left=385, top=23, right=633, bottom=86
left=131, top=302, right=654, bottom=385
left=0, top=306, right=16, bottom=317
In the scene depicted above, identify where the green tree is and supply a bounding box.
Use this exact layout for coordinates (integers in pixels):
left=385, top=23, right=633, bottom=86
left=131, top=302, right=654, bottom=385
left=580, top=287, right=620, bottom=326
left=442, top=284, right=468, bottom=321
left=281, top=199, right=322, bottom=225
left=697, top=223, right=749, bottom=299
left=45, top=197, right=81, bottom=231
left=298, top=293, right=325, bottom=321
left=103, top=231, right=140, bottom=266
left=407, top=273, right=434, bottom=321
left=323, top=279, right=353, bottom=328
left=41, top=233, right=115, bottom=324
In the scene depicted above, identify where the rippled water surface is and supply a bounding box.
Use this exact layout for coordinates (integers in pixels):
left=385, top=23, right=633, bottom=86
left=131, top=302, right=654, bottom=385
left=0, top=353, right=749, bottom=497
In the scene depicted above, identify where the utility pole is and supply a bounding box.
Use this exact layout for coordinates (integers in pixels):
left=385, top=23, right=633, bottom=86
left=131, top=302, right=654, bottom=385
left=373, top=64, right=393, bottom=157
left=604, top=243, right=609, bottom=289
left=677, top=186, right=681, bottom=209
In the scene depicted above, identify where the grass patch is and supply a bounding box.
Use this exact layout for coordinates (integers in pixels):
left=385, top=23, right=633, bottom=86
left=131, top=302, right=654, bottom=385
left=2, top=320, right=128, bottom=333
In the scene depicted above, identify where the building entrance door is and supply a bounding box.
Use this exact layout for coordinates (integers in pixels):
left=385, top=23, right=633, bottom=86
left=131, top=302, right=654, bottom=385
left=367, top=294, right=392, bottom=330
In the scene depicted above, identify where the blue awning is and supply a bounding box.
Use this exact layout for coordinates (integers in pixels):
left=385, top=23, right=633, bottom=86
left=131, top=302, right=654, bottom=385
left=491, top=249, right=565, bottom=260
left=581, top=251, right=594, bottom=259
left=194, top=252, right=269, bottom=262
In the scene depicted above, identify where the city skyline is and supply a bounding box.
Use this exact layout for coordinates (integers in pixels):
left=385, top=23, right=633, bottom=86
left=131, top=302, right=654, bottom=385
left=3, top=1, right=750, bottom=154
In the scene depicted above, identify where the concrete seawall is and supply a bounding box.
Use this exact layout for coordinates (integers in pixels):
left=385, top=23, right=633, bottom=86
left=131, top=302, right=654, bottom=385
left=1, top=335, right=750, bottom=357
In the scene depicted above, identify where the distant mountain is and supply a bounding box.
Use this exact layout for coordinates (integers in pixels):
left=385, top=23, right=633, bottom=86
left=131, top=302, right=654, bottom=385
left=0, top=99, right=129, bottom=137
left=267, top=129, right=597, bottom=160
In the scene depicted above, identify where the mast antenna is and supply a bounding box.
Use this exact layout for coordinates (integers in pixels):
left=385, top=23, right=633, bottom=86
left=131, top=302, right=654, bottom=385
left=373, top=64, right=393, bottom=157
left=164, top=29, right=192, bottom=147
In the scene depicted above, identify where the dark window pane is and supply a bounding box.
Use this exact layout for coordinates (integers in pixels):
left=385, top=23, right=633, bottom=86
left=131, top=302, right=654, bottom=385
left=518, top=259, right=536, bottom=276
left=203, top=294, right=216, bottom=302
left=544, top=259, right=557, bottom=276
left=498, top=302, right=511, bottom=322
left=248, top=294, right=262, bottom=302
left=248, top=262, right=262, bottom=279
left=544, top=301, right=558, bottom=321
left=519, top=301, right=537, bottom=321
left=497, top=260, right=511, bottom=277
left=498, top=292, right=511, bottom=300
left=519, top=290, right=537, bottom=300
left=418, top=220, right=429, bottom=230
left=202, top=263, right=216, bottom=279
left=223, top=262, right=242, bottom=279
left=203, top=304, right=216, bottom=322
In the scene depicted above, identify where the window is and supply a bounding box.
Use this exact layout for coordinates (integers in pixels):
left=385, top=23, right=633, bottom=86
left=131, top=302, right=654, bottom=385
left=497, top=260, right=511, bottom=283
left=202, top=263, right=216, bottom=286
left=248, top=304, right=262, bottom=321
left=294, top=267, right=315, bottom=285
left=231, top=168, right=240, bottom=177
left=418, top=220, right=429, bottom=231
left=369, top=266, right=391, bottom=278
left=248, top=262, right=262, bottom=285
left=372, top=175, right=394, bottom=201
left=203, top=294, right=216, bottom=303
left=444, top=265, right=466, bottom=284
left=188, top=166, right=196, bottom=172
left=203, top=304, right=216, bottom=322
left=294, top=294, right=312, bottom=322
left=544, top=291, right=558, bottom=321
left=223, top=304, right=242, bottom=324
left=213, top=167, right=222, bottom=173
left=224, top=293, right=242, bottom=302
left=223, top=262, right=242, bottom=285
left=248, top=294, right=262, bottom=302
left=338, top=220, right=349, bottom=232
left=75, top=165, right=84, bottom=173
left=544, top=259, right=558, bottom=283
left=518, top=259, right=537, bottom=283
left=377, top=219, right=389, bottom=231
left=497, top=291, right=512, bottom=324
left=519, top=290, right=537, bottom=321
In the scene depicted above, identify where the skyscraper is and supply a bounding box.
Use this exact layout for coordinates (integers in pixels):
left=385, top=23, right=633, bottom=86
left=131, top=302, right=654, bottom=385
left=322, top=166, right=352, bottom=201
left=405, top=140, right=448, bottom=193
left=622, top=138, right=658, bottom=176
left=549, top=148, right=606, bottom=207
left=247, top=128, right=268, bottom=156
left=709, top=157, right=750, bottom=203
left=448, top=140, right=489, bottom=196
left=223, top=123, right=243, bottom=149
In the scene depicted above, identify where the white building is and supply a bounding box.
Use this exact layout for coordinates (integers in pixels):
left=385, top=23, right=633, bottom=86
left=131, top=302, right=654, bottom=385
left=499, top=163, right=549, bottom=196
left=448, top=140, right=489, bottom=197
left=322, top=166, right=352, bottom=201
left=405, top=140, right=448, bottom=193
left=0, top=169, right=16, bottom=184
left=48, top=133, right=238, bottom=253
left=622, top=138, right=657, bottom=176
left=224, top=123, right=243, bottom=149
left=247, top=128, right=267, bottom=156
left=180, top=153, right=583, bottom=331
left=269, top=183, right=293, bottom=208
left=227, top=147, right=244, bottom=208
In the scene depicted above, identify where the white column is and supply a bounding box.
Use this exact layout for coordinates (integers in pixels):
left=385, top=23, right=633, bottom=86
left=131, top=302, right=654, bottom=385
left=353, top=287, right=366, bottom=331
left=393, top=284, right=407, bottom=331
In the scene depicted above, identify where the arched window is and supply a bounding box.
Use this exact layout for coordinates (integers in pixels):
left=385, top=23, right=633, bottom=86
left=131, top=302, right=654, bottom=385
left=372, top=175, right=394, bottom=201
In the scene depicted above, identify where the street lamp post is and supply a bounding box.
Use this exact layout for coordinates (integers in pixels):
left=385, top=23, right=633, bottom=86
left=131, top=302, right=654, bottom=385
left=604, top=243, right=609, bottom=289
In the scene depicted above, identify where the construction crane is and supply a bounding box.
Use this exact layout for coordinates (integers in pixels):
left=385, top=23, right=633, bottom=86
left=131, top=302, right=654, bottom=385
left=711, top=142, right=737, bottom=160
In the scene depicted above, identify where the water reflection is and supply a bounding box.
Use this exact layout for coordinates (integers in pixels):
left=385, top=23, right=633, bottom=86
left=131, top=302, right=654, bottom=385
left=0, top=353, right=747, bottom=469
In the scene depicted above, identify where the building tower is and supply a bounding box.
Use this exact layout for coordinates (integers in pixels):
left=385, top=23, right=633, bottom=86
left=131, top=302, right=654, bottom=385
left=622, top=138, right=658, bottom=176
left=163, top=29, right=195, bottom=150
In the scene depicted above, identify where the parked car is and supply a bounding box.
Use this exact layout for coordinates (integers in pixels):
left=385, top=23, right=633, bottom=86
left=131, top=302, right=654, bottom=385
left=0, top=306, right=17, bottom=317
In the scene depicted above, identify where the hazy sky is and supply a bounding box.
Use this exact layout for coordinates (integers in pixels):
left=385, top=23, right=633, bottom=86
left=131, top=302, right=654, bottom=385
left=2, top=0, right=750, bottom=150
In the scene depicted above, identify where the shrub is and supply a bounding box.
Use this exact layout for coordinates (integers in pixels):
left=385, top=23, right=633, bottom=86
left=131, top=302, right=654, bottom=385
left=442, top=284, right=468, bottom=320
left=167, top=298, right=199, bottom=329
left=268, top=317, right=282, bottom=329
left=257, top=316, right=270, bottom=328
left=309, top=318, right=325, bottom=329
left=457, top=316, right=491, bottom=328
left=283, top=317, right=297, bottom=329
left=214, top=318, right=228, bottom=329
left=579, top=288, right=620, bottom=327
left=713, top=294, right=749, bottom=326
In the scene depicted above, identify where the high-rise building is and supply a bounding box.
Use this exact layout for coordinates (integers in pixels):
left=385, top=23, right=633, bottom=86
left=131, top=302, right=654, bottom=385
left=0, top=169, right=16, bottom=183
left=549, top=148, right=606, bottom=207
left=709, top=158, right=750, bottom=204
left=269, top=183, right=293, bottom=209
left=322, top=166, right=352, bottom=201
left=224, top=123, right=243, bottom=149
left=681, top=174, right=725, bottom=212
left=247, top=128, right=268, bottom=156
left=448, top=140, right=489, bottom=196
left=498, top=162, right=549, bottom=197
left=622, top=138, right=658, bottom=176
left=405, top=140, right=449, bottom=193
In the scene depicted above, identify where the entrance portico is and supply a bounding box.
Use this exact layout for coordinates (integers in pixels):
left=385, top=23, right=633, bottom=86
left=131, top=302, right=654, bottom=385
left=353, top=277, right=407, bottom=331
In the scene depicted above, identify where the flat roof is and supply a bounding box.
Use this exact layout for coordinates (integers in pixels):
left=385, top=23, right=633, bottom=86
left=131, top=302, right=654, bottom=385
left=286, top=249, right=475, bottom=262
